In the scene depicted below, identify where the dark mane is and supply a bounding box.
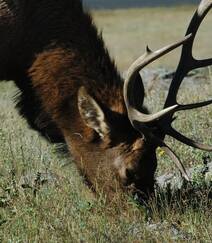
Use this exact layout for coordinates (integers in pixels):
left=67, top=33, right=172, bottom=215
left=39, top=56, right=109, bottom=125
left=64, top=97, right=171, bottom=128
left=0, top=0, right=124, bottom=142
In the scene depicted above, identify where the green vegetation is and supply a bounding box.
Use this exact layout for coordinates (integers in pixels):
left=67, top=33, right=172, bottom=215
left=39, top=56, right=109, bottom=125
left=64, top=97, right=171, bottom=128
left=0, top=7, right=211, bottom=242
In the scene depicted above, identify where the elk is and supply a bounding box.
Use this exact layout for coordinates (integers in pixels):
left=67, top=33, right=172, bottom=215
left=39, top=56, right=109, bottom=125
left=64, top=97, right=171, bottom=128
left=0, top=0, right=211, bottom=199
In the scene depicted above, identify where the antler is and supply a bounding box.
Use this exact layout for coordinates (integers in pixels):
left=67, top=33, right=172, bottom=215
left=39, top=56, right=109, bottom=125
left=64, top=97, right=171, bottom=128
left=160, top=0, right=212, bottom=151
left=123, top=34, right=192, bottom=125
left=123, top=0, right=212, bottom=179
left=164, top=0, right=212, bottom=108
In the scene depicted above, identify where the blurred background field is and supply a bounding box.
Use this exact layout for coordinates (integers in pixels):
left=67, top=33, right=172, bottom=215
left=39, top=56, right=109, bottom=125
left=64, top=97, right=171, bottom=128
left=92, top=6, right=212, bottom=71
left=83, top=0, right=200, bottom=9
left=0, top=5, right=211, bottom=242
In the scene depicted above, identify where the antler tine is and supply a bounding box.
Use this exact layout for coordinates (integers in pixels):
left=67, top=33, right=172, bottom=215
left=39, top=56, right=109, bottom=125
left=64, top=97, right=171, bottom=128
left=160, top=144, right=190, bottom=181
left=123, top=35, right=192, bottom=125
left=166, top=127, right=212, bottom=151
left=151, top=135, right=190, bottom=180
left=169, top=99, right=212, bottom=114
left=164, top=0, right=212, bottom=108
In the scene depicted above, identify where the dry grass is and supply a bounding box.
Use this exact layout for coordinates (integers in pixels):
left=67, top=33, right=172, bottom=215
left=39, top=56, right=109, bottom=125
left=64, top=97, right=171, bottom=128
left=0, top=6, right=211, bottom=242
left=92, top=6, right=212, bottom=71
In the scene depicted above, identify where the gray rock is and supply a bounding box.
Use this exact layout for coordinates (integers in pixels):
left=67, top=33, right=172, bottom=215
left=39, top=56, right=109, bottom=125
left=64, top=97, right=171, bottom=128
left=156, top=162, right=212, bottom=191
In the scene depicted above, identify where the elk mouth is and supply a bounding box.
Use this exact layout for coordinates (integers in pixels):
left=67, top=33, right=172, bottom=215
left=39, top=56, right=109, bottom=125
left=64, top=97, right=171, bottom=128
left=125, top=179, right=155, bottom=202
left=119, top=163, right=156, bottom=200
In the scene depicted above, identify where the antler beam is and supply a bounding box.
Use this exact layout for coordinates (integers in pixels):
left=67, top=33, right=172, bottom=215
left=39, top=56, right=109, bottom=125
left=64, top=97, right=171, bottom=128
left=123, top=34, right=192, bottom=126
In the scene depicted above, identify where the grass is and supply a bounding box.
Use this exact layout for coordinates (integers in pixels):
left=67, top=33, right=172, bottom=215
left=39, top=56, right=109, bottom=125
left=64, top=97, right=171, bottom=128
left=0, top=6, right=212, bottom=242
left=93, top=6, right=212, bottom=71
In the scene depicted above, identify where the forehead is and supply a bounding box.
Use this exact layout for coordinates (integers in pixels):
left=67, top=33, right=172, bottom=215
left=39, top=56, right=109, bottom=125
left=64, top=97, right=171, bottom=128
left=109, top=113, right=140, bottom=143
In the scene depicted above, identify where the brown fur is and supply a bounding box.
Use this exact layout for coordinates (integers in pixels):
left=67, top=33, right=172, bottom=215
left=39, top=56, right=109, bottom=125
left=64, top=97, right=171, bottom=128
left=0, top=0, right=157, bottom=200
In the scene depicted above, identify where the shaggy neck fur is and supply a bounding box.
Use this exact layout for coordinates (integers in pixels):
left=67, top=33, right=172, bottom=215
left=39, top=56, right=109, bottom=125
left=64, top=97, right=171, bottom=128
left=0, top=0, right=126, bottom=143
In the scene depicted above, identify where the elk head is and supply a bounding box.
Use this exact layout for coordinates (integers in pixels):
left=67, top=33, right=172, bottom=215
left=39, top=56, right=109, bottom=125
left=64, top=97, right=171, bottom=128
left=76, top=0, right=212, bottom=199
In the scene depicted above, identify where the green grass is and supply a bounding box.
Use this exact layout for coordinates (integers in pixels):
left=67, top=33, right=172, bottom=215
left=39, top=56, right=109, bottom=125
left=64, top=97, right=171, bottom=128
left=0, top=6, right=212, bottom=242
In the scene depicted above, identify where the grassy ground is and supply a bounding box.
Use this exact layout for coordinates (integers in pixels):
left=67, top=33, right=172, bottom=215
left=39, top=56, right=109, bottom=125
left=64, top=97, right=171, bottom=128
left=0, top=6, right=211, bottom=242
left=93, top=6, right=212, bottom=71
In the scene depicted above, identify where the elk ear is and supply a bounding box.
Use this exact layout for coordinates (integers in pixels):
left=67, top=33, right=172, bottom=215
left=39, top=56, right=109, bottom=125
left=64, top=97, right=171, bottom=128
left=78, top=86, right=110, bottom=138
